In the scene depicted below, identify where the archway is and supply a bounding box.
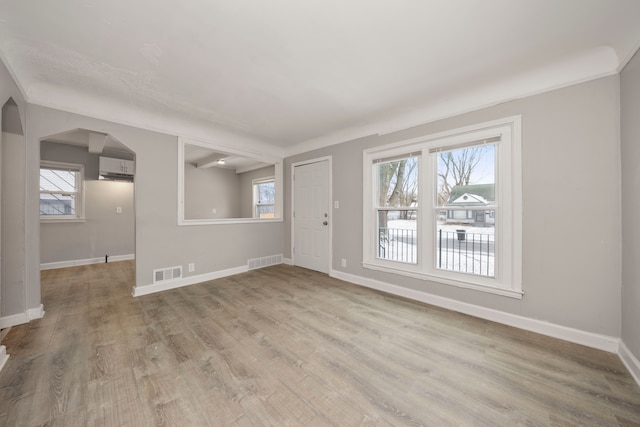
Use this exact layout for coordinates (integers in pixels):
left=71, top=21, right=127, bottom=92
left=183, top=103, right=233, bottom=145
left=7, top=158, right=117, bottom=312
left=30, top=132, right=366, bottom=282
left=39, top=129, right=136, bottom=276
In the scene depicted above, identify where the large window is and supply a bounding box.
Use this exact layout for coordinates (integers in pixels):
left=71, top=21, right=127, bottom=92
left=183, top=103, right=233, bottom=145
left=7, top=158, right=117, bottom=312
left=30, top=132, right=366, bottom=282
left=363, top=117, right=522, bottom=298
left=40, top=161, right=84, bottom=221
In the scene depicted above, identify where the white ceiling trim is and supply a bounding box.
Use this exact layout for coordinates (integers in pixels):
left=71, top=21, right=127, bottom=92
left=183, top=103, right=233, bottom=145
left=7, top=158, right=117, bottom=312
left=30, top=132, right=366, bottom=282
left=13, top=43, right=623, bottom=161
left=1, top=37, right=635, bottom=161
left=284, top=46, right=621, bottom=157
left=17, top=75, right=285, bottom=159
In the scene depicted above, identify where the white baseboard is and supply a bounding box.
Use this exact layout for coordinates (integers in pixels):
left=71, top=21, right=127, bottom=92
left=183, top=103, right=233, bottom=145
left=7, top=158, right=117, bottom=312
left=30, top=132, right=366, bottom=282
left=40, top=254, right=135, bottom=270
left=133, top=265, right=249, bottom=297
left=0, top=346, right=8, bottom=374
left=330, top=269, right=620, bottom=354
left=0, top=304, right=44, bottom=329
left=619, top=341, right=640, bottom=386
left=0, top=312, right=27, bottom=329
left=283, top=257, right=293, bottom=266
left=27, top=304, right=45, bottom=321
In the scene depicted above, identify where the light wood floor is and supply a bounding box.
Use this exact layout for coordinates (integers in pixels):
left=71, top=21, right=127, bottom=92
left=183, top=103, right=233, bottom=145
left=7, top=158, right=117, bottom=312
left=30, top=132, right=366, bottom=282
left=1, top=262, right=639, bottom=426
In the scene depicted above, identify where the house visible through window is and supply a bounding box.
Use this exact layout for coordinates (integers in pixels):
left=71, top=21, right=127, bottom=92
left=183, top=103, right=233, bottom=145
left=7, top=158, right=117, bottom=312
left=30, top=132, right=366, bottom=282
left=40, top=161, right=84, bottom=221
left=253, top=177, right=275, bottom=218
left=363, top=117, right=522, bottom=298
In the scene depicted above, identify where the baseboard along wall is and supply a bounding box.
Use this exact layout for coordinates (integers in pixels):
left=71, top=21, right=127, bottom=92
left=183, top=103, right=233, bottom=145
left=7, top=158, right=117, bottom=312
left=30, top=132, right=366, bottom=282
left=40, top=254, right=135, bottom=270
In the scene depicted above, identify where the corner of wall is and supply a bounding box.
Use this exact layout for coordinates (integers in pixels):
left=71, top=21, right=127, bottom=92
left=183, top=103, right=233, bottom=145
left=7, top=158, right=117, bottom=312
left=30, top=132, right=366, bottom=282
left=619, top=341, right=640, bottom=387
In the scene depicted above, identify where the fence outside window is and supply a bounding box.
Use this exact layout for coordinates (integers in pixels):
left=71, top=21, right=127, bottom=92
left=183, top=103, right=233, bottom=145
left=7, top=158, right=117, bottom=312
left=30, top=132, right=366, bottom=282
left=377, top=227, right=495, bottom=277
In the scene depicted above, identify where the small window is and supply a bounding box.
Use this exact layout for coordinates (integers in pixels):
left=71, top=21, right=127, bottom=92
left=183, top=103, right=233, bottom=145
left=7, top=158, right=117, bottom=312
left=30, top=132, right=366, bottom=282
left=253, top=177, right=275, bottom=218
left=40, top=161, right=84, bottom=221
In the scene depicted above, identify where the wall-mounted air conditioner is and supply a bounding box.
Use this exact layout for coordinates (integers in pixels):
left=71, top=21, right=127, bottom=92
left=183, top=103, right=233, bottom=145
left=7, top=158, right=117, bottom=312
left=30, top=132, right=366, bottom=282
left=99, top=157, right=135, bottom=181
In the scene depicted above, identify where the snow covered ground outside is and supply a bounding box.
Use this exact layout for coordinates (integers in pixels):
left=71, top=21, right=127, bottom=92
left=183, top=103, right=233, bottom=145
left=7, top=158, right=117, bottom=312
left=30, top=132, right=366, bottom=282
left=379, top=220, right=495, bottom=277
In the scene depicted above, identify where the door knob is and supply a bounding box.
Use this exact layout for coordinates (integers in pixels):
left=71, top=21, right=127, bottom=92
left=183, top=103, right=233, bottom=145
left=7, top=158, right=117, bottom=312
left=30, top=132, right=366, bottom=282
left=323, top=221, right=328, bottom=225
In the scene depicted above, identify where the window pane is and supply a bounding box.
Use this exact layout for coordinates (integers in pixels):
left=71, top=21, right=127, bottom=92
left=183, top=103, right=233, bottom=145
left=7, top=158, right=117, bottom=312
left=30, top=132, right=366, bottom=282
left=254, top=180, right=275, bottom=218
left=377, top=209, right=418, bottom=264
left=256, top=204, right=275, bottom=218
left=436, top=210, right=495, bottom=277
left=436, top=145, right=495, bottom=208
left=40, top=193, right=76, bottom=216
left=376, top=157, right=418, bottom=208
left=256, top=181, right=275, bottom=204
left=435, top=144, right=495, bottom=277
left=40, top=168, right=76, bottom=192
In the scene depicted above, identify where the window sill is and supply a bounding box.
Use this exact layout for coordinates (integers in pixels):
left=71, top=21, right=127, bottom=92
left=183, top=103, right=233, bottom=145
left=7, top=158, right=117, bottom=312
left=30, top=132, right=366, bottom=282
left=362, top=261, right=523, bottom=299
left=40, top=217, right=86, bottom=224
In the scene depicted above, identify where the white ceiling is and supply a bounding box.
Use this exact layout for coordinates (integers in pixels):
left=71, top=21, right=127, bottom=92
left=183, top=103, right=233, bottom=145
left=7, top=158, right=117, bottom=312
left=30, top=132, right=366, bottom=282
left=183, top=142, right=271, bottom=173
left=1, top=0, right=639, bottom=155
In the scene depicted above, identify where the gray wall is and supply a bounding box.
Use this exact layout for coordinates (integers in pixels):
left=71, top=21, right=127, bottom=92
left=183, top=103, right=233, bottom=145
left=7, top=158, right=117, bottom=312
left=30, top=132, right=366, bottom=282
left=0, top=58, right=32, bottom=320
left=27, top=104, right=284, bottom=292
left=40, top=141, right=135, bottom=264
left=1, top=132, right=26, bottom=317
left=184, top=163, right=241, bottom=219
left=184, top=164, right=276, bottom=219
left=285, top=75, right=622, bottom=338
left=621, top=50, right=640, bottom=361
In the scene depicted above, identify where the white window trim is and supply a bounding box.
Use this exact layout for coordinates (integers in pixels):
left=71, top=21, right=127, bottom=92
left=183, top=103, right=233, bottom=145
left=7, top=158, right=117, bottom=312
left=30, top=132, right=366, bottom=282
left=363, top=116, right=522, bottom=299
left=40, top=160, right=86, bottom=223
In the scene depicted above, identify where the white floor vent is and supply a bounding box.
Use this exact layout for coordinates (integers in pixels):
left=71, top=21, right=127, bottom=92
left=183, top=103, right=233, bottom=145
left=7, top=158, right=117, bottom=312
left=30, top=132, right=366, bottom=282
left=248, top=254, right=283, bottom=270
left=153, top=265, right=183, bottom=283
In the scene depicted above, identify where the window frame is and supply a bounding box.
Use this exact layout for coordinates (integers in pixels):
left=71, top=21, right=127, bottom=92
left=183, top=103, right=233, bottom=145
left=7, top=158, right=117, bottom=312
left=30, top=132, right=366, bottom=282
left=373, top=152, right=423, bottom=272
left=372, top=153, right=421, bottom=265
left=252, top=176, right=276, bottom=219
left=363, top=116, right=522, bottom=298
left=40, top=160, right=85, bottom=223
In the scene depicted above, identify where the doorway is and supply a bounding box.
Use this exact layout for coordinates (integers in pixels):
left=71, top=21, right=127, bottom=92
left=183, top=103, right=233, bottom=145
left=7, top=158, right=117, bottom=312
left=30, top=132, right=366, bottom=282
left=39, top=129, right=135, bottom=272
left=292, top=158, right=331, bottom=274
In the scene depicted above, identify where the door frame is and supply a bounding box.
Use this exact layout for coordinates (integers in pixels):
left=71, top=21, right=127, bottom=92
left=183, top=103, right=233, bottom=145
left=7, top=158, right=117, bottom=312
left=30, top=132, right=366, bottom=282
left=290, top=156, right=333, bottom=273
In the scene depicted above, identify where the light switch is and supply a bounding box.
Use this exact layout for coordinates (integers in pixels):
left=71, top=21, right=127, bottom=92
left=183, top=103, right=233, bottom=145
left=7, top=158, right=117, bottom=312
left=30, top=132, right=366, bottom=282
left=116, top=207, right=122, bottom=214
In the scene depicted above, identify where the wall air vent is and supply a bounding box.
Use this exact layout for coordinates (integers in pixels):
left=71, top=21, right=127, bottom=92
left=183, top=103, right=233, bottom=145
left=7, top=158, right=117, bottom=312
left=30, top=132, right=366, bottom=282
left=248, top=254, right=283, bottom=270
left=153, top=266, right=183, bottom=283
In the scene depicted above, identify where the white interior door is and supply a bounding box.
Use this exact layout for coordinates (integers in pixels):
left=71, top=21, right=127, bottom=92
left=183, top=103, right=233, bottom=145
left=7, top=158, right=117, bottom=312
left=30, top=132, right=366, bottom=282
left=293, top=160, right=330, bottom=273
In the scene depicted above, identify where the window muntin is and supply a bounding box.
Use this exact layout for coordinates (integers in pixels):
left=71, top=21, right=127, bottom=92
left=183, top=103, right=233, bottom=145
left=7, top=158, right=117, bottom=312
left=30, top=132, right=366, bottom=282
left=40, top=161, right=84, bottom=221
left=253, top=178, right=275, bottom=218
left=363, top=117, right=521, bottom=298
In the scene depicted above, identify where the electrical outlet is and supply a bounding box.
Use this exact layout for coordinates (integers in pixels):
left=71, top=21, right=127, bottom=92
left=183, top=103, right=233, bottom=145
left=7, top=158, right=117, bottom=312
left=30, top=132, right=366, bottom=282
left=188, top=263, right=195, bottom=272
left=341, top=258, right=347, bottom=268
left=116, top=207, right=122, bottom=214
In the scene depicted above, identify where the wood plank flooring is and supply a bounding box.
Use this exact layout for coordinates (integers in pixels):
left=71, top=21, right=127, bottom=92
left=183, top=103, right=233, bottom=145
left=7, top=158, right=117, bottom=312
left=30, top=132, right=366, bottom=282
left=1, top=261, right=639, bottom=426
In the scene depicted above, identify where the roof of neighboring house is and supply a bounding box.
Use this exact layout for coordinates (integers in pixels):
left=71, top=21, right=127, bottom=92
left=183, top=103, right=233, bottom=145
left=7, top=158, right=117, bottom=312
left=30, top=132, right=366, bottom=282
left=448, top=193, right=489, bottom=206
left=447, top=184, right=495, bottom=203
